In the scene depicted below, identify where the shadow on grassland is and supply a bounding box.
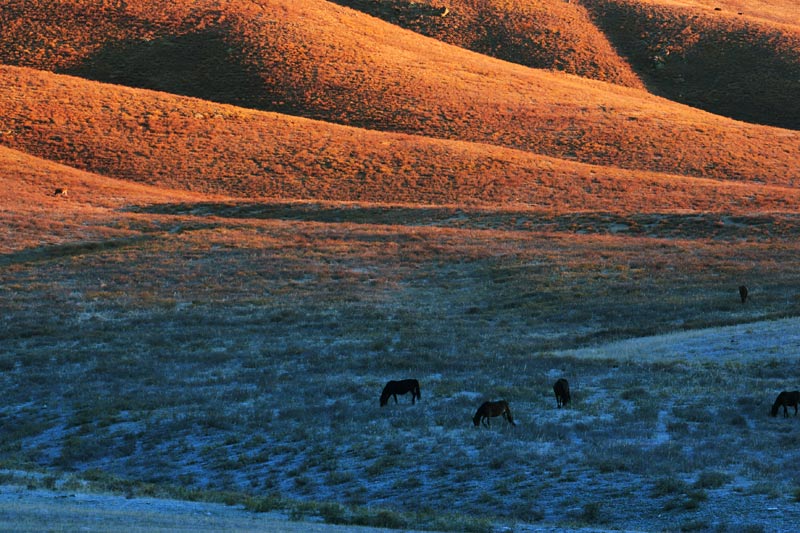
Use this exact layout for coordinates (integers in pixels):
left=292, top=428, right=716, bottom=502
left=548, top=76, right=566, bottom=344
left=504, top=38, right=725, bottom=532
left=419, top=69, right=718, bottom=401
left=63, top=29, right=289, bottom=114
left=0, top=236, right=154, bottom=269
left=128, top=201, right=800, bottom=241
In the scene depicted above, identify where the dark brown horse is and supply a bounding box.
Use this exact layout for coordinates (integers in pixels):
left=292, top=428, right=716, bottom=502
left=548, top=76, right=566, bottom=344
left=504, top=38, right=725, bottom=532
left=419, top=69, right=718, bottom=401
left=473, top=400, right=516, bottom=427
left=553, top=378, right=571, bottom=408
left=739, top=285, right=748, bottom=303
left=380, top=379, right=420, bottom=407
left=771, top=390, right=800, bottom=417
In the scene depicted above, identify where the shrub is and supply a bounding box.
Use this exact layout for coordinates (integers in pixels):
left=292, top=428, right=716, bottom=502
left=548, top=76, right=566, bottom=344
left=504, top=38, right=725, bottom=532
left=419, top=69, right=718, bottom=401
left=652, top=476, right=687, bottom=498
left=694, top=470, right=732, bottom=489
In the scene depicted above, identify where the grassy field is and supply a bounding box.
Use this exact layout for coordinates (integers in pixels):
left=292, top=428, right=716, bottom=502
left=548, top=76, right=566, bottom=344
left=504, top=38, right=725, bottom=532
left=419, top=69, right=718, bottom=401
left=3, top=199, right=800, bottom=531
left=2, top=1, right=800, bottom=531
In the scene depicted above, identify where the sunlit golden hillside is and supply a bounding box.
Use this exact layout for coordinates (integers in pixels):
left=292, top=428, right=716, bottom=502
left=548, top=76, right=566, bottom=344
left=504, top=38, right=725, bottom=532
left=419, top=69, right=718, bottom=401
left=2, top=65, right=800, bottom=214
left=328, top=0, right=645, bottom=88
left=0, top=0, right=798, bottom=199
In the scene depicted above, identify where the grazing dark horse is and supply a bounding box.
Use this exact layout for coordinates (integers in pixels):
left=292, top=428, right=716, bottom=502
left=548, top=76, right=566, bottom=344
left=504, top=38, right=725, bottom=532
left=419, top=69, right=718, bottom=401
left=473, top=400, right=516, bottom=427
left=739, top=285, right=748, bottom=303
left=553, top=378, right=571, bottom=408
left=380, top=379, right=420, bottom=407
left=771, top=390, right=800, bottom=417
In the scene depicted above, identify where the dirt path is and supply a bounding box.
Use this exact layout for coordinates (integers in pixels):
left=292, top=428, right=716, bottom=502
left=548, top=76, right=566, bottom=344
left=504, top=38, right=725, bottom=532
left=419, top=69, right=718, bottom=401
left=0, top=484, right=631, bottom=532
left=560, top=316, right=800, bottom=364
left=0, top=485, right=421, bottom=533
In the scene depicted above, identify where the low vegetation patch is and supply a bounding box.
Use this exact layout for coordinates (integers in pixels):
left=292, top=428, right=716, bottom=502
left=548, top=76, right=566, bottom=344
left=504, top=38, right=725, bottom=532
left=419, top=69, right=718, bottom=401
left=3, top=202, right=800, bottom=531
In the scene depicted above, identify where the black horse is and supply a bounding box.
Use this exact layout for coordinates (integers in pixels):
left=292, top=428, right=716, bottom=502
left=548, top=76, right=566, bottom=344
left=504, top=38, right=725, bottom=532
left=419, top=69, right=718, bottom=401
left=770, top=390, right=800, bottom=417
left=380, top=379, right=421, bottom=407
left=473, top=400, right=516, bottom=427
left=739, top=285, right=748, bottom=303
left=553, top=378, right=571, bottom=408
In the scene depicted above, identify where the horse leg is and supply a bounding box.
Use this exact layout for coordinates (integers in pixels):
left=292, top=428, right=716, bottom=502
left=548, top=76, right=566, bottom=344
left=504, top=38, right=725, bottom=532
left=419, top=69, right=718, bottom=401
left=393, top=393, right=398, bottom=404
left=784, top=404, right=790, bottom=418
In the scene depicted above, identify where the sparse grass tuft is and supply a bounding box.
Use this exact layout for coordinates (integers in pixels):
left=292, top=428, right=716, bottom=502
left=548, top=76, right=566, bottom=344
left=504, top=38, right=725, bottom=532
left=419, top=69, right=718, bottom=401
left=694, top=471, right=732, bottom=490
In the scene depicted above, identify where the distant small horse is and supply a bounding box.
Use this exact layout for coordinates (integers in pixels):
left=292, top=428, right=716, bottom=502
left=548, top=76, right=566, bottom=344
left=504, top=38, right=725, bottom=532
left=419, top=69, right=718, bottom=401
left=553, top=378, right=571, bottom=408
left=473, top=400, right=516, bottom=427
left=739, top=285, right=748, bottom=303
left=54, top=187, right=68, bottom=197
left=380, top=379, right=420, bottom=407
left=771, top=390, right=800, bottom=417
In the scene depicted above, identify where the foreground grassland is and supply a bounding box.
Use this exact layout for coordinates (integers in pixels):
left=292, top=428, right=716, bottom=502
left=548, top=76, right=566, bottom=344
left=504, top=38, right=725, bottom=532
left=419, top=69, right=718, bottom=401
left=3, top=203, right=800, bottom=531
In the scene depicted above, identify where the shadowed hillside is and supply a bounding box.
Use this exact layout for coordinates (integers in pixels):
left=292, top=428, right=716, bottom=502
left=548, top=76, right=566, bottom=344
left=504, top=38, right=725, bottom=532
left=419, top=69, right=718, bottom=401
left=1, top=1, right=798, bottom=188
left=583, top=0, right=800, bottom=129
left=0, top=0, right=278, bottom=110
left=3, top=65, right=800, bottom=213
left=329, top=0, right=645, bottom=88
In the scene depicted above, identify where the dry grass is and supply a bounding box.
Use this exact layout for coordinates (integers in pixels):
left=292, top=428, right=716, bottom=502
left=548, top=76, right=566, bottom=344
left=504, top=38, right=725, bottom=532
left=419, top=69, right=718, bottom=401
left=584, top=0, right=800, bottom=129
left=4, top=196, right=800, bottom=530
left=329, top=0, right=645, bottom=88
left=2, top=67, right=800, bottom=217
left=652, top=0, right=800, bottom=27
left=0, top=144, right=220, bottom=254
left=2, top=1, right=800, bottom=530
left=1, top=1, right=799, bottom=188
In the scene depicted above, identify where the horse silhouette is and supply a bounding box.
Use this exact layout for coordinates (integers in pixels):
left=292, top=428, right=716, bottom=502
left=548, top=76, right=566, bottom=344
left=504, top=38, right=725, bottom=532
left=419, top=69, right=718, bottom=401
left=553, top=378, right=571, bottom=408
left=380, top=379, right=420, bottom=407
left=771, top=390, right=800, bottom=417
left=739, top=285, right=748, bottom=303
left=473, top=400, right=516, bottom=427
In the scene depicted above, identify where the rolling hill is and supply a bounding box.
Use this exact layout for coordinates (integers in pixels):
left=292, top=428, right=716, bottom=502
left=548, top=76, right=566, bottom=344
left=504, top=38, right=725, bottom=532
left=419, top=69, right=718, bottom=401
left=0, top=143, right=215, bottom=255
left=5, top=0, right=798, bottom=130
left=327, top=0, right=646, bottom=88
left=2, top=65, right=800, bottom=213
left=584, top=0, right=800, bottom=129
left=0, top=0, right=798, bottom=203
left=5, top=2, right=800, bottom=531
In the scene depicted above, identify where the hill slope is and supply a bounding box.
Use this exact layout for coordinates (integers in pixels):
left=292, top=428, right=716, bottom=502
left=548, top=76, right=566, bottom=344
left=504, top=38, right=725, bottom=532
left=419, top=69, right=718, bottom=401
left=0, top=143, right=215, bottom=254
left=3, top=65, right=800, bottom=213
left=0, top=1, right=798, bottom=188
left=328, top=0, right=645, bottom=88
left=583, top=0, right=800, bottom=129
left=312, top=0, right=800, bottom=129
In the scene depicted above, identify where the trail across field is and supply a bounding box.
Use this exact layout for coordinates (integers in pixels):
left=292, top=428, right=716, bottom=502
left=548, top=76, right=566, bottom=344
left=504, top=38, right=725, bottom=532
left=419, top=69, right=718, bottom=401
left=0, top=484, right=624, bottom=533
left=561, top=316, right=800, bottom=364
left=0, top=484, right=430, bottom=533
